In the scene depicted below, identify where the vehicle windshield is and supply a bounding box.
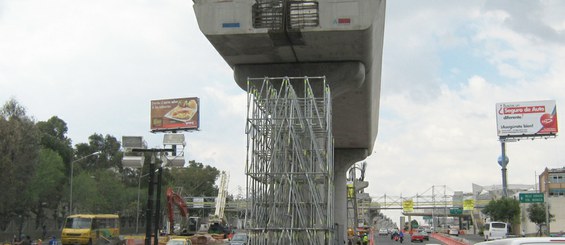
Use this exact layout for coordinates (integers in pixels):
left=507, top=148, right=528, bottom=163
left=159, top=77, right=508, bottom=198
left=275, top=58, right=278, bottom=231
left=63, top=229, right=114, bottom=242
left=492, top=223, right=506, bottom=228
left=232, top=234, right=247, bottom=241
left=166, top=240, right=186, bottom=245
left=64, top=218, right=92, bottom=229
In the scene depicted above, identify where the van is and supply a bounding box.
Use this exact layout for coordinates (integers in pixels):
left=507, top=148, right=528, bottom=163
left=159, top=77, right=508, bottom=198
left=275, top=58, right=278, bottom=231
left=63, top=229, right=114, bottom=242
left=484, top=221, right=508, bottom=241
left=61, top=214, right=119, bottom=245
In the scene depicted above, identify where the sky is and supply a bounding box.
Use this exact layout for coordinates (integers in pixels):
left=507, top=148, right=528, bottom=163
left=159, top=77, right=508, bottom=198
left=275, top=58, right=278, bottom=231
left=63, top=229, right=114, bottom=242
left=1, top=0, right=565, bottom=224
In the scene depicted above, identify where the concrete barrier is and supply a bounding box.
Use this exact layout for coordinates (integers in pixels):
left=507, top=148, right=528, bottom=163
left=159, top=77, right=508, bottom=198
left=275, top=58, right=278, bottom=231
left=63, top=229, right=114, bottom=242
left=431, top=233, right=470, bottom=245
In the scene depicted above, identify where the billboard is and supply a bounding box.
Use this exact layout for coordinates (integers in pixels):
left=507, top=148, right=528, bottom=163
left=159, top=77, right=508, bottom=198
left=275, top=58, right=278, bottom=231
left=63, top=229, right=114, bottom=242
left=151, top=97, right=199, bottom=132
left=496, top=100, right=558, bottom=137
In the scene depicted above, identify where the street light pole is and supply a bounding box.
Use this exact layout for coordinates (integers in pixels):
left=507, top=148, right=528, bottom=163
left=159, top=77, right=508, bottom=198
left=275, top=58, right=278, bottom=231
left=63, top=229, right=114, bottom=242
left=69, top=151, right=101, bottom=214
left=136, top=171, right=151, bottom=234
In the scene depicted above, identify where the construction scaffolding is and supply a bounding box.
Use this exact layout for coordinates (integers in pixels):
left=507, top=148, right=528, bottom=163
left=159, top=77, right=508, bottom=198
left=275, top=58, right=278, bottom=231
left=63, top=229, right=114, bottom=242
left=245, top=76, right=334, bottom=244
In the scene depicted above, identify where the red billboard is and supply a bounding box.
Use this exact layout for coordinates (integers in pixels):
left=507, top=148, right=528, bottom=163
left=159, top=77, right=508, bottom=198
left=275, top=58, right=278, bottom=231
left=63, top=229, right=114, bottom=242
left=151, top=97, right=199, bottom=132
left=496, top=100, right=558, bottom=137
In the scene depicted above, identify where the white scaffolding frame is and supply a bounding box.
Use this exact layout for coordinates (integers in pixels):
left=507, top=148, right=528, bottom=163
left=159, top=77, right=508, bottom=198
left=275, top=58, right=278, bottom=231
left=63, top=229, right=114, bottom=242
left=245, top=76, right=334, bottom=244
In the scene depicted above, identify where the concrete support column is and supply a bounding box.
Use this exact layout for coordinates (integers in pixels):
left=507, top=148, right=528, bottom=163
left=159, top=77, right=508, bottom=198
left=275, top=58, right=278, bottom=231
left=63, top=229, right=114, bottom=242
left=335, top=148, right=368, bottom=244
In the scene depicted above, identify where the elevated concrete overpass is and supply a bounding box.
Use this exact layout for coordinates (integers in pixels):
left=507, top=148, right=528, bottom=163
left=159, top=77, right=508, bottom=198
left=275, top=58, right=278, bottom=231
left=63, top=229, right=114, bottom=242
left=193, top=0, right=386, bottom=243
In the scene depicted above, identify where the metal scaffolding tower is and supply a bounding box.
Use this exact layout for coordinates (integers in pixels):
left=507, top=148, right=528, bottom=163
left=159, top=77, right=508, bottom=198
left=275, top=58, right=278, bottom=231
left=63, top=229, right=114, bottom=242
left=245, top=76, right=334, bottom=244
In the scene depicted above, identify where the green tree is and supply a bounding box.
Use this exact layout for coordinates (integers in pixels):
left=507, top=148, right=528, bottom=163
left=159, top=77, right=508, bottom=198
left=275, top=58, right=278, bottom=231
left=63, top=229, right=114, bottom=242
left=36, top=116, right=74, bottom=170
left=482, top=198, right=521, bottom=224
left=75, top=133, right=122, bottom=171
left=93, top=169, right=128, bottom=213
left=0, top=99, right=40, bottom=232
left=28, top=149, right=66, bottom=227
left=167, top=161, right=220, bottom=217
left=170, top=160, right=220, bottom=197
left=36, top=116, right=74, bottom=224
left=71, top=172, right=100, bottom=213
left=527, top=203, right=554, bottom=236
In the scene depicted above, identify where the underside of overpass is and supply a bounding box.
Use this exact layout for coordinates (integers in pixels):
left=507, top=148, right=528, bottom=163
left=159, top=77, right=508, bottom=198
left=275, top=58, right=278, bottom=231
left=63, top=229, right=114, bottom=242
left=193, top=0, right=386, bottom=243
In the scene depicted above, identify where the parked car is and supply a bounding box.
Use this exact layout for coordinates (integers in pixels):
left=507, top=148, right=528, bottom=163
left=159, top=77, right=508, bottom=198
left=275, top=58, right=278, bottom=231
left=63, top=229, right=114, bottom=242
left=411, top=231, right=427, bottom=243
left=229, top=233, right=248, bottom=245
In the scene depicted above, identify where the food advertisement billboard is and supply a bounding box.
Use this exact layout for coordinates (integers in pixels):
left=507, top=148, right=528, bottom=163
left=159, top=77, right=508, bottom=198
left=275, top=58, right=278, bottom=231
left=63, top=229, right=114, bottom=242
left=496, top=100, right=558, bottom=137
left=151, top=97, right=199, bottom=132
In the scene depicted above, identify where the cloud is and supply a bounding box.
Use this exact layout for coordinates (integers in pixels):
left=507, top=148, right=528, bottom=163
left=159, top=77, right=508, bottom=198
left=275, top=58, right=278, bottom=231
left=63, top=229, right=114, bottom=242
left=484, top=0, right=565, bottom=43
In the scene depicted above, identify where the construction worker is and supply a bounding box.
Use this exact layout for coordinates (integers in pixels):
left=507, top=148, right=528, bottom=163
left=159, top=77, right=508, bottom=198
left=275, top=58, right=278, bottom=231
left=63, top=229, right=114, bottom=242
left=362, top=234, right=369, bottom=245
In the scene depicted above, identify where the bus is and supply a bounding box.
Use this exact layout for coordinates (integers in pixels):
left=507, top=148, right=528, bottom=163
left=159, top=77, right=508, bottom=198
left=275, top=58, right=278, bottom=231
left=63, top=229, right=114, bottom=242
left=484, top=222, right=508, bottom=241
left=61, top=214, right=120, bottom=245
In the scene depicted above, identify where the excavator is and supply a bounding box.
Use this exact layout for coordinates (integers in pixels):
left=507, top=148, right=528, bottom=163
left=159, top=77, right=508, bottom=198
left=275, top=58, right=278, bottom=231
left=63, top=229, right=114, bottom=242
left=166, top=187, right=191, bottom=235
left=165, top=187, right=227, bottom=244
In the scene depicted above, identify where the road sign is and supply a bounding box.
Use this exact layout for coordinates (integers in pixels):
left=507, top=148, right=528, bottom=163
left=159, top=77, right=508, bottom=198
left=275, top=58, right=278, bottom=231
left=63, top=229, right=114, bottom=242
left=402, top=200, right=414, bottom=212
left=463, top=199, right=475, bottom=210
left=519, top=193, right=544, bottom=203
left=450, top=208, right=463, bottom=215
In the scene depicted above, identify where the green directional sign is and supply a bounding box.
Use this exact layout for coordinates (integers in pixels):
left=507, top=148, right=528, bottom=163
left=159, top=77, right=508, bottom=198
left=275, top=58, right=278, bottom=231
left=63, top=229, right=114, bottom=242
left=519, top=193, right=544, bottom=203
left=449, top=208, right=463, bottom=215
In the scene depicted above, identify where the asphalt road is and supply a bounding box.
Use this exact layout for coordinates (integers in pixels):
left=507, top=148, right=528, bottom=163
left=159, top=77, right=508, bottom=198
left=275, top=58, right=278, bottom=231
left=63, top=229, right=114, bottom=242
left=373, top=233, right=445, bottom=245
left=449, top=233, right=485, bottom=244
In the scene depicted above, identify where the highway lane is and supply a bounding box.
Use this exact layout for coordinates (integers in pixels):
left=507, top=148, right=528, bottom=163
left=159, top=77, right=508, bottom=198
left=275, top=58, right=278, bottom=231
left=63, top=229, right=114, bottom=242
left=373, top=233, right=446, bottom=245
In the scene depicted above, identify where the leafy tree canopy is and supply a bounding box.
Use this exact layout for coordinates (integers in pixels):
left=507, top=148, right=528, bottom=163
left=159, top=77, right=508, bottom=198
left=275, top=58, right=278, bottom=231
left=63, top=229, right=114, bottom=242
left=29, top=149, right=66, bottom=209
left=169, top=160, right=220, bottom=197
left=1, top=98, right=27, bottom=120
left=0, top=99, right=40, bottom=221
left=37, top=116, right=73, bottom=166
left=482, top=198, right=520, bottom=224
left=75, top=133, right=123, bottom=172
left=527, top=203, right=554, bottom=236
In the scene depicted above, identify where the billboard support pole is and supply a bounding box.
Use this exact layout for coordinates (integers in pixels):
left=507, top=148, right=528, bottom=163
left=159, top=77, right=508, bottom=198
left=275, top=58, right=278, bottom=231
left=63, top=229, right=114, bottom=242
left=144, top=155, right=155, bottom=245
left=132, top=148, right=173, bottom=245
left=500, top=140, right=508, bottom=198
left=154, top=165, right=163, bottom=245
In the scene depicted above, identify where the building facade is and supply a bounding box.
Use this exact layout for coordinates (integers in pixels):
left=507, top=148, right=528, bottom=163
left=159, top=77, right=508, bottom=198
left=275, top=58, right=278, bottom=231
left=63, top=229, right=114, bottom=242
left=537, top=167, right=565, bottom=234
left=539, top=167, right=565, bottom=196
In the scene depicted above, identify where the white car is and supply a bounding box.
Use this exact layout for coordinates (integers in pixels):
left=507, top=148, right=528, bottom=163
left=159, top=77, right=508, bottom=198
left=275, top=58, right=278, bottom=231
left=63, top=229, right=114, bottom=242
left=448, top=228, right=459, bottom=236
left=378, top=228, right=388, bottom=236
